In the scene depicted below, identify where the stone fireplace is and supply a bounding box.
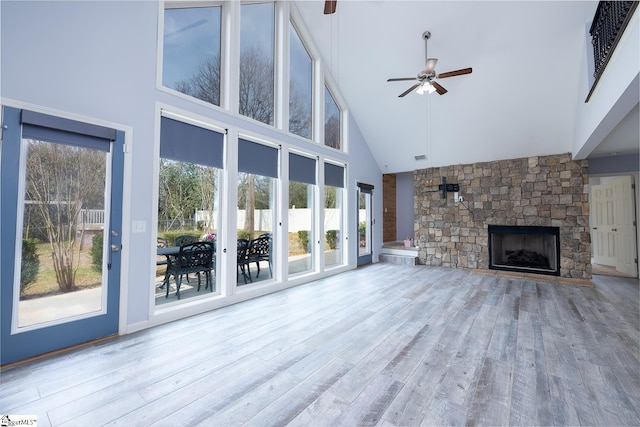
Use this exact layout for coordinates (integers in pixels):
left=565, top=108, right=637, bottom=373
left=414, top=153, right=591, bottom=279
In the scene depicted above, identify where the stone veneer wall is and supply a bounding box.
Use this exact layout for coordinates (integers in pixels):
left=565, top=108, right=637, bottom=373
left=414, top=153, right=591, bottom=279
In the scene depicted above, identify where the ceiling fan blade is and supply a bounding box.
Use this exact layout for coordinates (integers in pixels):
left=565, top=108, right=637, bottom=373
left=437, top=67, right=472, bottom=79
left=424, top=58, right=438, bottom=74
left=432, top=81, right=448, bottom=95
left=387, top=77, right=417, bottom=82
left=399, top=84, right=419, bottom=98
left=324, top=0, right=337, bottom=14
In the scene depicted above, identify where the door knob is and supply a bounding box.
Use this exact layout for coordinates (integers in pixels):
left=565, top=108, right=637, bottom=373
left=612, top=228, right=617, bottom=232
left=111, top=244, right=121, bottom=252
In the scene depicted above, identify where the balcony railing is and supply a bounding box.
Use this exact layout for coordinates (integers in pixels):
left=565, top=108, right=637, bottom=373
left=586, top=1, right=638, bottom=102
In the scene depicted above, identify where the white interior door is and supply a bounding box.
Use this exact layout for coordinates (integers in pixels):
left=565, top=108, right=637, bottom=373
left=591, top=183, right=616, bottom=266
left=613, top=176, right=637, bottom=277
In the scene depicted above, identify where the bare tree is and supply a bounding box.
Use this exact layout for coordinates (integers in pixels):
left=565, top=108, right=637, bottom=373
left=289, top=85, right=312, bottom=138
left=239, top=46, right=275, bottom=125
left=174, top=55, right=221, bottom=106
left=25, top=141, right=105, bottom=292
left=158, top=160, right=200, bottom=230
left=196, top=164, right=217, bottom=233
left=245, top=174, right=256, bottom=239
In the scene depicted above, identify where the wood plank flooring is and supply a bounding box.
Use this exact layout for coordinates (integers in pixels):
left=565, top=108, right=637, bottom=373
left=1, top=264, right=639, bottom=426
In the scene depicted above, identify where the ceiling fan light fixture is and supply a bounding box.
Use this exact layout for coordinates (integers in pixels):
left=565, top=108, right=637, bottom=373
left=416, top=82, right=436, bottom=95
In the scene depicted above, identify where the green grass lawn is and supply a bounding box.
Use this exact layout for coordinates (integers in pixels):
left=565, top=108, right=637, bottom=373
left=20, top=243, right=102, bottom=299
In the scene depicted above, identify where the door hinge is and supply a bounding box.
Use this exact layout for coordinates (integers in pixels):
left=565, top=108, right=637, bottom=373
left=108, top=263, right=112, bottom=270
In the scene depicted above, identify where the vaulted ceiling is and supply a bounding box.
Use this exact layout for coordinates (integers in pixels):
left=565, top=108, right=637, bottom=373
left=294, top=1, right=638, bottom=173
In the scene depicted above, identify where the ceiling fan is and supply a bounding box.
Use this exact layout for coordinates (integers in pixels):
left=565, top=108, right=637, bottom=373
left=387, top=31, right=472, bottom=97
left=324, top=0, right=337, bottom=14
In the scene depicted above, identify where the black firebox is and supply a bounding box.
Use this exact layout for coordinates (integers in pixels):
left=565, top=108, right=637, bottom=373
left=488, top=225, right=560, bottom=276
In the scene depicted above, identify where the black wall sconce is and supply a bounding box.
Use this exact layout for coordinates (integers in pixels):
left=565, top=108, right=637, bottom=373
left=438, top=176, right=459, bottom=199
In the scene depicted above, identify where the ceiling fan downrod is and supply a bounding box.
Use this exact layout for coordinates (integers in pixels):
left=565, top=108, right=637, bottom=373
left=422, top=30, right=431, bottom=65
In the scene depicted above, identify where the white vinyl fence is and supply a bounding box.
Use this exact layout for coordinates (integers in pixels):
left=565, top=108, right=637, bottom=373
left=196, top=209, right=343, bottom=232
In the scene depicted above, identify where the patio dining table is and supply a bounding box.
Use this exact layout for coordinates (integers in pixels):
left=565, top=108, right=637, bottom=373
left=157, top=246, right=180, bottom=257
left=156, top=246, right=180, bottom=290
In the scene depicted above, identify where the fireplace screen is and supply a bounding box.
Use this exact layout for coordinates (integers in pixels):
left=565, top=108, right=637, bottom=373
left=488, top=225, right=560, bottom=276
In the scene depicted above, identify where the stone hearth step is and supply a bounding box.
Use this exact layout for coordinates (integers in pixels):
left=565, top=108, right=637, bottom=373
left=380, top=241, right=419, bottom=265
left=379, top=253, right=418, bottom=266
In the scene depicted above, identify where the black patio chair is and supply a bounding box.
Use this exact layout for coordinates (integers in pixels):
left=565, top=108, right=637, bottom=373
left=247, top=233, right=272, bottom=279
left=237, top=238, right=251, bottom=284
left=156, top=237, right=170, bottom=289
left=173, top=235, right=199, bottom=283
left=165, top=241, right=214, bottom=299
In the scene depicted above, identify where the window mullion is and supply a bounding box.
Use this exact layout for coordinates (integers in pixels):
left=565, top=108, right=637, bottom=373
left=275, top=1, right=289, bottom=131
left=313, top=60, right=324, bottom=144
left=222, top=0, right=240, bottom=113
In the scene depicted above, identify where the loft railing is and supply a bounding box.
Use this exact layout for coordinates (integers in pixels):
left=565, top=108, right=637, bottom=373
left=586, top=1, right=638, bottom=102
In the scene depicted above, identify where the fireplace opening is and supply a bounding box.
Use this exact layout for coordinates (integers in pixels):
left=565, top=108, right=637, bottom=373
left=488, top=225, right=560, bottom=276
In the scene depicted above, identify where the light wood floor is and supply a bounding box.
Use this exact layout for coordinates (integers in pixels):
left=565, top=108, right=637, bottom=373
left=1, top=264, right=639, bottom=426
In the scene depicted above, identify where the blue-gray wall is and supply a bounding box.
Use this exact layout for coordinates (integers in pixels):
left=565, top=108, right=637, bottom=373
left=588, top=154, right=639, bottom=174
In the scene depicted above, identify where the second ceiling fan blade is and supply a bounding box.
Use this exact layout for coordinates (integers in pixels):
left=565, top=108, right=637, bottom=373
left=399, top=84, right=419, bottom=97
left=432, top=81, right=448, bottom=95
left=387, top=77, right=417, bottom=82
left=324, top=0, right=337, bottom=14
left=437, top=67, right=472, bottom=79
left=424, top=58, right=438, bottom=74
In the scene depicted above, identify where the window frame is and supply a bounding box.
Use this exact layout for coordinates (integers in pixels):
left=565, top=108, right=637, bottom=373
left=158, top=1, right=226, bottom=110
left=153, top=107, right=228, bottom=311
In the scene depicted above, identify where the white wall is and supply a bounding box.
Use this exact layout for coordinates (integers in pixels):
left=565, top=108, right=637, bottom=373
left=1, top=1, right=381, bottom=331
left=347, top=114, right=383, bottom=262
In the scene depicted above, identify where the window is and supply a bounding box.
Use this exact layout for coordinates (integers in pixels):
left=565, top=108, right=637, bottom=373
left=237, top=139, right=278, bottom=285
left=17, top=138, right=108, bottom=327
left=162, top=5, right=222, bottom=106
left=289, top=153, right=316, bottom=276
left=324, top=163, right=344, bottom=267
left=240, top=2, right=275, bottom=125
left=157, top=116, right=223, bottom=303
left=324, top=86, right=341, bottom=150
left=289, top=23, right=312, bottom=139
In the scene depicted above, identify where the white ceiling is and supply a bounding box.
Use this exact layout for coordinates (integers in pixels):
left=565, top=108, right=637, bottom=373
left=294, top=0, right=639, bottom=173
